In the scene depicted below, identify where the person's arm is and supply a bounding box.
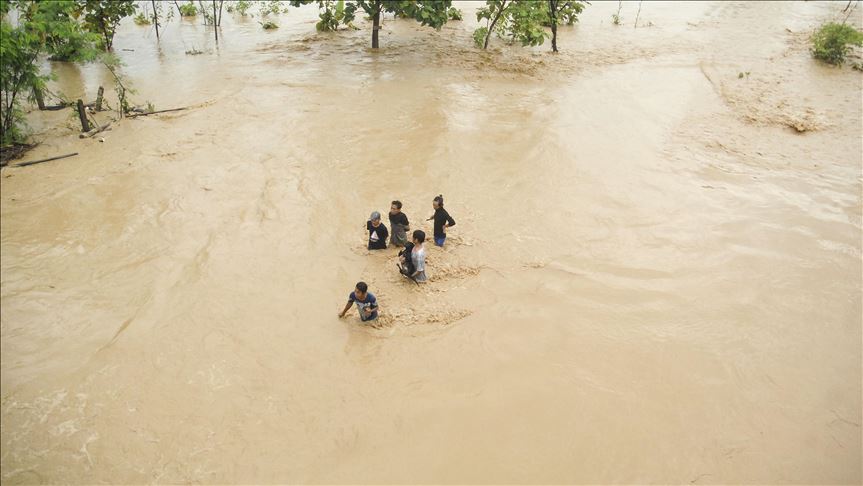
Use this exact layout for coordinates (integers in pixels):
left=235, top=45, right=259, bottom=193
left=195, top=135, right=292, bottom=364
left=403, top=214, right=410, bottom=230
left=445, top=210, right=456, bottom=228
left=381, top=225, right=389, bottom=240
left=338, top=300, right=353, bottom=318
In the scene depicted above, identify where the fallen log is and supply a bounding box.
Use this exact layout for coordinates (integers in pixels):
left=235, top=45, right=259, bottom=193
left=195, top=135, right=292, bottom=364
left=14, top=152, right=79, bottom=168
left=127, top=107, right=189, bottom=118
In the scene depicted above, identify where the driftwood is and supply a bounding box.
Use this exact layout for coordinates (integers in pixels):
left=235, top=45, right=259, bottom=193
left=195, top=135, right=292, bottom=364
left=14, top=152, right=78, bottom=168
left=127, top=107, right=189, bottom=118
left=0, top=142, right=37, bottom=166
left=79, top=122, right=112, bottom=138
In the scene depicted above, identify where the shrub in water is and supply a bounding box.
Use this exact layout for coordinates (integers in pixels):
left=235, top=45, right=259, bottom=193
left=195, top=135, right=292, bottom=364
left=179, top=2, right=197, bottom=17
left=811, top=22, right=863, bottom=66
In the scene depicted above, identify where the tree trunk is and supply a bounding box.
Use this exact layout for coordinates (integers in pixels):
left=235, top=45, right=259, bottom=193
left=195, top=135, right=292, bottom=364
left=213, top=0, right=219, bottom=41
left=152, top=0, right=160, bottom=39
left=549, top=0, right=558, bottom=52
left=484, top=0, right=508, bottom=49
left=76, top=100, right=90, bottom=132
left=33, top=87, right=46, bottom=110
left=371, top=7, right=381, bottom=48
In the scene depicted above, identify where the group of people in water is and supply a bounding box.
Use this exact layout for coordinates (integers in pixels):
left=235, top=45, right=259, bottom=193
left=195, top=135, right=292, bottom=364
left=338, top=195, right=456, bottom=323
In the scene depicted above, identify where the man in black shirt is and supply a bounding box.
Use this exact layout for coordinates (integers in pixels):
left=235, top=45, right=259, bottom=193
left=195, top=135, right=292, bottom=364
left=367, top=211, right=388, bottom=250
left=389, top=200, right=410, bottom=247
left=426, top=195, right=455, bottom=247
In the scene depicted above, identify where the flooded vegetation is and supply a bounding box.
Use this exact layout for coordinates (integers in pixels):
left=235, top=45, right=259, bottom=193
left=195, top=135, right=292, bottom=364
left=1, top=1, right=861, bottom=483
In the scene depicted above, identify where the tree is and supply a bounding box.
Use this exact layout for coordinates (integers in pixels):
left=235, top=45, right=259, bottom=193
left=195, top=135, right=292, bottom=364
left=546, top=0, right=585, bottom=52
left=474, top=0, right=510, bottom=49
left=353, top=0, right=451, bottom=49
left=77, top=0, right=137, bottom=51
left=474, top=0, right=586, bottom=52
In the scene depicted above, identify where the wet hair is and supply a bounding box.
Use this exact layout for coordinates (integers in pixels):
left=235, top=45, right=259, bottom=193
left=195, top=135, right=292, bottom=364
left=355, top=281, right=368, bottom=293
left=433, top=195, right=444, bottom=208
left=413, top=229, right=426, bottom=243
left=391, top=200, right=402, bottom=209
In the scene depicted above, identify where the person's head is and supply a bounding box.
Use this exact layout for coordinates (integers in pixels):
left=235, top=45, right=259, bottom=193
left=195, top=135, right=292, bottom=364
left=433, top=194, right=444, bottom=210
left=390, top=200, right=402, bottom=214
left=369, top=211, right=381, bottom=227
left=355, top=281, right=368, bottom=299
left=412, top=229, right=426, bottom=245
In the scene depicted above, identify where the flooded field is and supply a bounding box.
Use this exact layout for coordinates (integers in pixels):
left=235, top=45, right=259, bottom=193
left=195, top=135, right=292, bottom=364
left=1, top=1, right=861, bottom=483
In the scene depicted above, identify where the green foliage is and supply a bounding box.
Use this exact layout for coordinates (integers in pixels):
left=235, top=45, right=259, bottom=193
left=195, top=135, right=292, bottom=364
left=235, top=0, right=254, bottom=16
left=611, top=13, right=621, bottom=25
left=474, top=0, right=509, bottom=49
left=260, top=20, right=279, bottom=29
left=447, top=6, right=462, bottom=20
left=258, top=0, right=285, bottom=16
left=78, top=0, right=138, bottom=51
left=475, top=0, right=587, bottom=51
left=348, top=0, right=452, bottom=47
left=552, top=0, right=584, bottom=25
left=101, top=54, right=137, bottom=116
left=473, top=26, right=488, bottom=48
left=179, top=2, right=198, bottom=16
left=0, top=0, right=101, bottom=143
left=502, top=1, right=548, bottom=47
left=289, top=0, right=356, bottom=31
left=18, top=0, right=101, bottom=61
left=811, top=22, right=863, bottom=66
left=134, top=12, right=151, bottom=25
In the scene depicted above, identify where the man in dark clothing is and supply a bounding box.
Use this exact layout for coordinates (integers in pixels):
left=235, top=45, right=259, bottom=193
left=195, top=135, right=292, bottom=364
left=338, top=281, right=379, bottom=322
left=388, top=200, right=410, bottom=247
left=367, top=211, right=388, bottom=250
left=426, top=195, right=455, bottom=247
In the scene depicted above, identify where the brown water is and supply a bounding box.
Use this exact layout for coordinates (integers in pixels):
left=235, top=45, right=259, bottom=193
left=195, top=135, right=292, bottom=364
left=2, top=1, right=862, bottom=483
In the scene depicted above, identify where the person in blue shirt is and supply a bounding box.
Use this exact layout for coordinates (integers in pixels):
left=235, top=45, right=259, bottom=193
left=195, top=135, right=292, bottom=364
left=338, top=281, right=379, bottom=322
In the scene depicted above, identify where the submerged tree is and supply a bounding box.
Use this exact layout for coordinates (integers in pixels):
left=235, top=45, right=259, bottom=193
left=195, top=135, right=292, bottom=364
left=354, top=0, right=451, bottom=49
left=546, top=0, right=585, bottom=52
left=474, top=0, right=586, bottom=52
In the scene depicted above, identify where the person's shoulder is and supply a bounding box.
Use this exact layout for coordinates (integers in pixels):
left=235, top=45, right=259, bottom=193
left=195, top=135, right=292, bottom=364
left=349, top=291, right=356, bottom=300
left=367, top=292, right=377, bottom=302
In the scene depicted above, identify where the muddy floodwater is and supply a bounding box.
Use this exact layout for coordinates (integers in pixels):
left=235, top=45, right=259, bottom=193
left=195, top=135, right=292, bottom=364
left=1, top=1, right=862, bottom=483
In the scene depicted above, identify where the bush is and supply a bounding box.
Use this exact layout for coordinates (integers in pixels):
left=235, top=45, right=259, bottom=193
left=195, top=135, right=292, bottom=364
left=133, top=12, right=151, bottom=25
left=179, top=3, right=197, bottom=16
left=811, top=22, right=863, bottom=66
left=260, top=21, right=279, bottom=29
left=473, top=26, right=488, bottom=48
left=447, top=7, right=463, bottom=21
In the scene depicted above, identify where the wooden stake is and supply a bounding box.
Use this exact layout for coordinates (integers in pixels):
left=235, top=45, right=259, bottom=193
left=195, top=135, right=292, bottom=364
left=76, top=99, right=90, bottom=132
left=95, top=86, right=104, bottom=111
